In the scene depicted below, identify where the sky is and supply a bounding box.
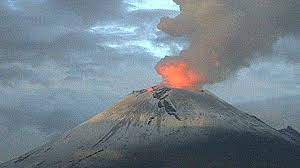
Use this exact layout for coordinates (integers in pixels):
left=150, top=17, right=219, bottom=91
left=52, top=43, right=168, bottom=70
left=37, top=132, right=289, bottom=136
left=0, top=0, right=299, bottom=163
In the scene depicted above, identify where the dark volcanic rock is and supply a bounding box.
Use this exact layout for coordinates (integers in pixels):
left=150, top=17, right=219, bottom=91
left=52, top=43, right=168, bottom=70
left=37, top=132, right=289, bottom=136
left=279, top=126, right=300, bottom=143
left=1, top=87, right=299, bottom=168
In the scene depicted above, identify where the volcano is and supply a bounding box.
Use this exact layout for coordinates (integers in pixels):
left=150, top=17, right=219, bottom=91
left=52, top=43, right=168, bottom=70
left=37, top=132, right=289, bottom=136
left=1, top=87, right=299, bottom=168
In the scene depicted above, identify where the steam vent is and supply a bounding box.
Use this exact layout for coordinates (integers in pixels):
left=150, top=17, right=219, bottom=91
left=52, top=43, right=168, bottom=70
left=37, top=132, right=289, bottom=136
left=1, top=87, right=299, bottom=168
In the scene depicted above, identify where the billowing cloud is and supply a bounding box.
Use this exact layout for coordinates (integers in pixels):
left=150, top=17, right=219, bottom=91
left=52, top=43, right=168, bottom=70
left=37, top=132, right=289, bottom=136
left=156, top=0, right=299, bottom=85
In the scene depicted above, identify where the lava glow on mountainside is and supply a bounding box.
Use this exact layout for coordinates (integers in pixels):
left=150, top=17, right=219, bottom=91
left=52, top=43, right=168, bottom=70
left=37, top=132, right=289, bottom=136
left=156, top=61, right=205, bottom=90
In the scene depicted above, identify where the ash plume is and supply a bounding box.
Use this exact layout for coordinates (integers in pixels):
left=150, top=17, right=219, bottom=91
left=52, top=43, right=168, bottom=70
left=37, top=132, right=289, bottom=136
left=156, top=0, right=299, bottom=86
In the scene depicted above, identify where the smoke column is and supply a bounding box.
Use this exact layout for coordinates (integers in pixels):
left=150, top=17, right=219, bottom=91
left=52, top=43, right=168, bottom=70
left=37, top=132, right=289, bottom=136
left=156, top=0, right=299, bottom=89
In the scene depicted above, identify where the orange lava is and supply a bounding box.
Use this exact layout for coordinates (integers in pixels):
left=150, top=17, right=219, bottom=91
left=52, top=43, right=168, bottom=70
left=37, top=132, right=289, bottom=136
left=157, top=62, right=203, bottom=90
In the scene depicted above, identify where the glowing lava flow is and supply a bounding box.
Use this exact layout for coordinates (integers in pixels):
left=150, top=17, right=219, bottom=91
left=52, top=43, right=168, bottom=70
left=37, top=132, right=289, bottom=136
left=157, top=62, right=204, bottom=90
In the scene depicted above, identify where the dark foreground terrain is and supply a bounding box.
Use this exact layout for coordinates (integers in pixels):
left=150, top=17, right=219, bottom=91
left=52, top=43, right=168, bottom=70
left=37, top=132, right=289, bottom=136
left=1, top=87, right=299, bottom=168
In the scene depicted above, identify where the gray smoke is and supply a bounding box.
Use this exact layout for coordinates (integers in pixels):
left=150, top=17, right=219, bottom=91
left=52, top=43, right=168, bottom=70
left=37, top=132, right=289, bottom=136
left=156, top=0, right=299, bottom=85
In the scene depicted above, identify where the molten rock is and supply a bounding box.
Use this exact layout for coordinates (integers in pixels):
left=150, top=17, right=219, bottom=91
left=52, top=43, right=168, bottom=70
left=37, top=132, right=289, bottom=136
left=1, top=87, right=299, bottom=167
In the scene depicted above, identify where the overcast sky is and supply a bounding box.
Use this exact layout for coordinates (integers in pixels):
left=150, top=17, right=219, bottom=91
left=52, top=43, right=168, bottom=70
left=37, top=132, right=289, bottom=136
left=0, top=0, right=299, bottom=163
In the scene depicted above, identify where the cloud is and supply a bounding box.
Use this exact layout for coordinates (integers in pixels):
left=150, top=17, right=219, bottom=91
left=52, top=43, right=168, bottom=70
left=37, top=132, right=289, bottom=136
left=4, top=0, right=125, bottom=24
left=124, top=0, right=179, bottom=11
left=0, top=0, right=171, bottom=162
left=0, top=0, right=178, bottom=161
left=206, top=58, right=299, bottom=104
left=90, top=9, right=187, bottom=58
left=156, top=0, right=299, bottom=85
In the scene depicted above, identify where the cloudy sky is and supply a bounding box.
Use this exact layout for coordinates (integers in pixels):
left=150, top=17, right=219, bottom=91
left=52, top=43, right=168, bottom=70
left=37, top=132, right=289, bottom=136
left=0, top=0, right=299, bottom=163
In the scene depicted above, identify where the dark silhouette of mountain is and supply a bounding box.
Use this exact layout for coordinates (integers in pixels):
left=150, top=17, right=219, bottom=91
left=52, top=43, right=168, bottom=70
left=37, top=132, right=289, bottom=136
left=279, top=126, right=300, bottom=143
left=1, top=87, right=299, bottom=168
left=237, top=95, right=300, bottom=131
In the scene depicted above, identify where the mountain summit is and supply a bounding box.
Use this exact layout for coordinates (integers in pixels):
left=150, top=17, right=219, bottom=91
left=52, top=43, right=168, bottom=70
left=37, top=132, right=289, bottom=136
left=1, top=87, right=299, bottom=167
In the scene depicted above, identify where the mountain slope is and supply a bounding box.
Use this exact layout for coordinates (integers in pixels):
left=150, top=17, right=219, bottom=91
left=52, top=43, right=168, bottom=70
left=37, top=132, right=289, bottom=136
left=1, top=87, right=299, bottom=168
